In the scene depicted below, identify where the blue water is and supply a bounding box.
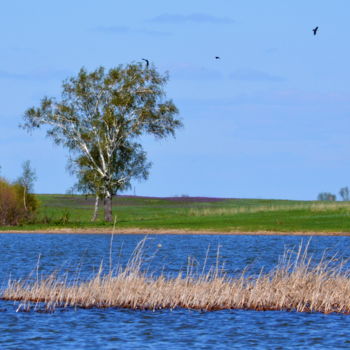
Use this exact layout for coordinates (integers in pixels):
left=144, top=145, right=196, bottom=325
left=1, top=234, right=350, bottom=349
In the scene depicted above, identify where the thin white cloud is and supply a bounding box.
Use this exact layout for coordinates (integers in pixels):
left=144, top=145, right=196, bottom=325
left=0, top=69, right=71, bottom=81
left=229, top=69, right=286, bottom=82
left=3, top=46, right=37, bottom=54
left=94, top=25, right=171, bottom=37
left=169, top=65, right=222, bottom=80
left=150, top=13, right=234, bottom=24
left=96, top=25, right=130, bottom=33
left=265, top=48, right=278, bottom=54
left=178, top=90, right=350, bottom=107
left=0, top=71, right=27, bottom=79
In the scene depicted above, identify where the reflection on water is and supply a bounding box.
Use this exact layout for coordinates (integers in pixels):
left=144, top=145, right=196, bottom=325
left=1, top=233, right=350, bottom=349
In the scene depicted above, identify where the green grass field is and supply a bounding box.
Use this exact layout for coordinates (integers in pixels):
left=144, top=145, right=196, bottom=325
left=1, top=194, right=350, bottom=232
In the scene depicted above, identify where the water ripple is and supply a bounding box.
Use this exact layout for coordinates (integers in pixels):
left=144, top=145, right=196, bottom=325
left=1, top=234, right=350, bottom=349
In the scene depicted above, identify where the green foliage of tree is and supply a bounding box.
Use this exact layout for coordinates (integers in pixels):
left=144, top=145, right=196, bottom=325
left=317, top=192, right=336, bottom=201
left=339, top=187, right=349, bottom=201
left=22, top=62, right=182, bottom=221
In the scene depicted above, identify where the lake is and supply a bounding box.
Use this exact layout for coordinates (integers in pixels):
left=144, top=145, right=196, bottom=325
left=1, top=233, right=350, bottom=349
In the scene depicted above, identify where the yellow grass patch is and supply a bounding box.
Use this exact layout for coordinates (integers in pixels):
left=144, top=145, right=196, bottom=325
left=188, top=202, right=350, bottom=217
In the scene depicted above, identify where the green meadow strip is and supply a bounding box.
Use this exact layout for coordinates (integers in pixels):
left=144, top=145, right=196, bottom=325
left=1, top=194, right=350, bottom=233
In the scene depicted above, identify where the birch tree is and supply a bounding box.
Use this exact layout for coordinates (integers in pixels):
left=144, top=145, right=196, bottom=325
left=70, top=141, right=150, bottom=221
left=17, top=160, right=37, bottom=212
left=22, top=63, right=182, bottom=221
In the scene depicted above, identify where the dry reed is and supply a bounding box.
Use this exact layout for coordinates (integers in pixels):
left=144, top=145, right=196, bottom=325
left=2, top=240, right=350, bottom=314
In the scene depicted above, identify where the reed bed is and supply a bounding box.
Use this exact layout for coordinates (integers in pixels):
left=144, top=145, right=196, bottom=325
left=2, top=241, right=350, bottom=314
left=188, top=202, right=350, bottom=217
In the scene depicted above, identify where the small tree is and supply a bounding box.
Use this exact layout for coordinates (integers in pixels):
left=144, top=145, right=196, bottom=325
left=17, top=160, right=37, bottom=211
left=0, top=178, right=38, bottom=226
left=339, top=187, right=349, bottom=201
left=22, top=63, right=182, bottom=221
left=317, top=192, right=336, bottom=201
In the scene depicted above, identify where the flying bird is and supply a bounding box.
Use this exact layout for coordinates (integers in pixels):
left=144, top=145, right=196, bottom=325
left=312, top=26, right=318, bottom=36
left=215, top=56, right=220, bottom=59
left=142, top=58, right=149, bottom=67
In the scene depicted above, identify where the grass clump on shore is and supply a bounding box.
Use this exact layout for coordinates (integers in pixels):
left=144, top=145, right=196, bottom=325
left=3, top=241, right=350, bottom=314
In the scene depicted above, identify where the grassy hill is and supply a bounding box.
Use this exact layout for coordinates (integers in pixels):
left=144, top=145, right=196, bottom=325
left=1, top=194, right=350, bottom=233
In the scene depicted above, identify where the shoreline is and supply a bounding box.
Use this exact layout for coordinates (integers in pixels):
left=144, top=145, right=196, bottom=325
left=0, top=227, right=350, bottom=236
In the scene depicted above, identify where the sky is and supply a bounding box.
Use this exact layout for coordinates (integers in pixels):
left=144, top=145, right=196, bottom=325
left=1, top=0, right=350, bottom=200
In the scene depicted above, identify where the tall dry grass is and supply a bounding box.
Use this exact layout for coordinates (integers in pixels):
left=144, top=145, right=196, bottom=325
left=188, top=202, right=350, bottom=217
left=3, top=240, right=350, bottom=314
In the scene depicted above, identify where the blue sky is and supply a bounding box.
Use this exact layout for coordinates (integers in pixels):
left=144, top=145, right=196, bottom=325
left=1, top=0, right=350, bottom=200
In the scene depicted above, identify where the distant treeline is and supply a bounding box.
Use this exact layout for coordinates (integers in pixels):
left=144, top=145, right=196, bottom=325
left=318, top=186, right=349, bottom=201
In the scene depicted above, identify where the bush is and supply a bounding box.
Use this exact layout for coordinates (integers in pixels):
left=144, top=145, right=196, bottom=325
left=0, top=178, right=38, bottom=226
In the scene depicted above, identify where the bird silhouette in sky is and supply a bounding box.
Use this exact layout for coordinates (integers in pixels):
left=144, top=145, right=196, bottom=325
left=313, top=26, right=318, bottom=36
left=215, top=56, right=220, bottom=59
left=142, top=58, right=149, bottom=67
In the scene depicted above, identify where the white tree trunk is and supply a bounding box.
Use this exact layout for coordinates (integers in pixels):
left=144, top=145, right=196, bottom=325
left=91, top=195, right=99, bottom=222
left=104, top=190, right=113, bottom=222
left=23, top=187, right=27, bottom=211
